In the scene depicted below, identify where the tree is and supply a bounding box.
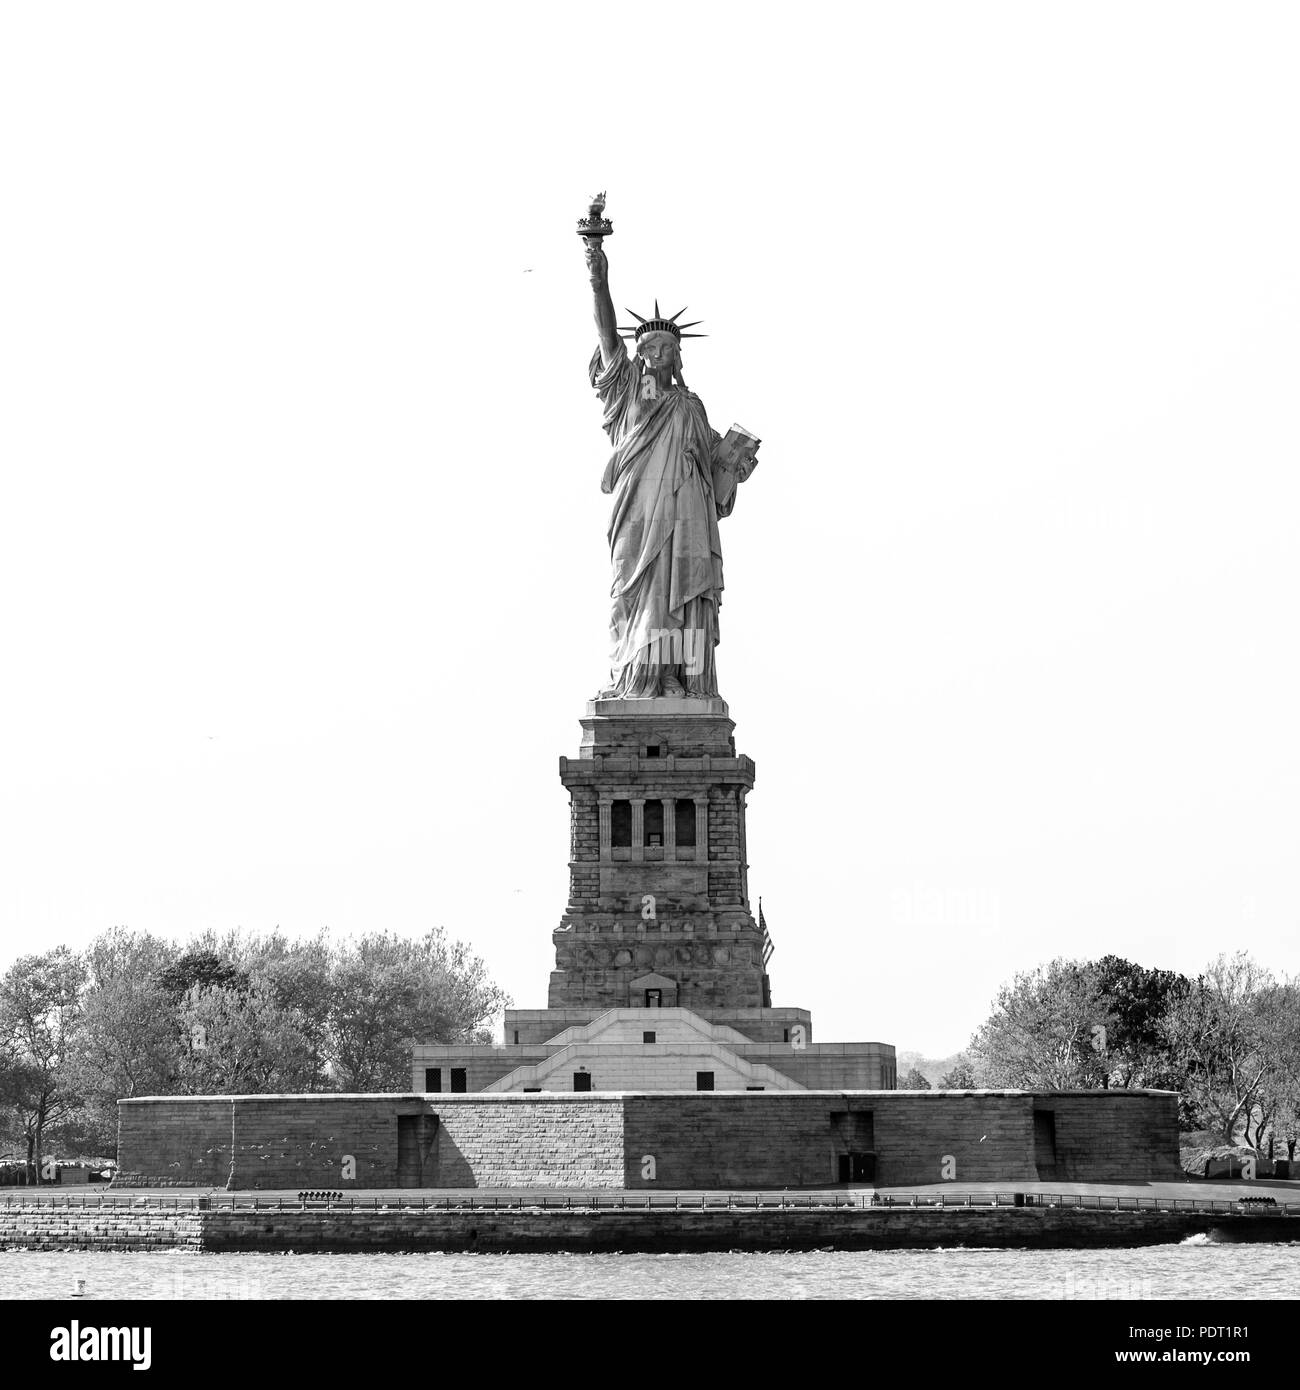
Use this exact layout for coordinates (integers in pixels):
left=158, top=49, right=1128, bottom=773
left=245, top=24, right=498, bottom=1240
left=0, top=1044, right=44, bottom=1160
left=327, top=929, right=510, bottom=1091
left=965, top=955, right=1204, bottom=1098
left=1161, top=952, right=1274, bottom=1146
left=0, top=948, right=87, bottom=1182
left=72, top=928, right=180, bottom=1096
left=938, top=1058, right=977, bottom=1089
left=157, top=947, right=246, bottom=1003
left=1092, top=955, right=1191, bottom=1091
left=901, top=1067, right=932, bottom=1090
left=1251, top=977, right=1300, bottom=1159
left=226, top=929, right=333, bottom=1087
left=967, top=958, right=1111, bottom=1089
left=175, top=979, right=320, bottom=1094
left=66, top=928, right=182, bottom=1155
left=0, top=923, right=512, bottom=1140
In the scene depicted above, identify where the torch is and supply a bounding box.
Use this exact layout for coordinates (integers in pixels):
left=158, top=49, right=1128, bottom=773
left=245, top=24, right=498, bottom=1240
left=577, top=191, right=613, bottom=243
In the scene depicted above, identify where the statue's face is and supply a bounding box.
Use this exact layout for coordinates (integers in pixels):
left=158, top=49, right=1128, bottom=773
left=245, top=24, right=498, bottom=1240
left=637, top=333, right=679, bottom=373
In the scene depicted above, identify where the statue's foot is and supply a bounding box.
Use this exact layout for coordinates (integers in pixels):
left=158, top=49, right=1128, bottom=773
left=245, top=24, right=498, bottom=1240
left=660, top=675, right=686, bottom=697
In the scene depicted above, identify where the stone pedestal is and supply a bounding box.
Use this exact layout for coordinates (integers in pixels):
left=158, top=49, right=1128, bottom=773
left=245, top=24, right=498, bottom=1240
left=550, top=697, right=768, bottom=1014
left=415, top=697, right=897, bottom=1093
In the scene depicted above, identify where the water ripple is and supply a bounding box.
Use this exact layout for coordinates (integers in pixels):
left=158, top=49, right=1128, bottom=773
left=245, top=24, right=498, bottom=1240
left=3, top=1243, right=1297, bottom=1301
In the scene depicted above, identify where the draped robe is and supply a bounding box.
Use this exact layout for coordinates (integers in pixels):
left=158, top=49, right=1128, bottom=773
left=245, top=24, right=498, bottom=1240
left=590, top=344, right=736, bottom=697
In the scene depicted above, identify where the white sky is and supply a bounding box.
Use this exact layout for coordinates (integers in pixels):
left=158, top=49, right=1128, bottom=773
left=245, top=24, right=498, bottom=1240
left=2, top=3, right=1297, bottom=1057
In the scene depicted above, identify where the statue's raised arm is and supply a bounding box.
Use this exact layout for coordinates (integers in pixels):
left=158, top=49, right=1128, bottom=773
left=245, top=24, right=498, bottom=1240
left=585, top=241, right=620, bottom=367
left=578, top=195, right=620, bottom=367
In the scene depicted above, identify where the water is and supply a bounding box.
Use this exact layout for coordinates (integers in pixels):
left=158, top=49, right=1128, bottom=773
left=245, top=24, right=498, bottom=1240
left=2, top=1240, right=1297, bottom=1300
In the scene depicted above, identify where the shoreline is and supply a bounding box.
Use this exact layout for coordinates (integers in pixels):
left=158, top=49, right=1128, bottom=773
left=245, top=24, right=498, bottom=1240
left=1, top=1188, right=1295, bottom=1254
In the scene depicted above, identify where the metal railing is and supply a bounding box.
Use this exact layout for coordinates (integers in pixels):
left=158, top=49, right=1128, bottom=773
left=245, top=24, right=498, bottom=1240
left=2, top=1190, right=1297, bottom=1215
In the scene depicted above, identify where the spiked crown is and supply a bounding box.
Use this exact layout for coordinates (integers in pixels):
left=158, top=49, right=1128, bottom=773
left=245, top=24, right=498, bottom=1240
left=618, top=300, right=706, bottom=343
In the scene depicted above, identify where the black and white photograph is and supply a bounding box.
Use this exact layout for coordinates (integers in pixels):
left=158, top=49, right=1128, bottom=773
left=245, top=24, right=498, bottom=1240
left=1, top=0, right=1296, bottom=1358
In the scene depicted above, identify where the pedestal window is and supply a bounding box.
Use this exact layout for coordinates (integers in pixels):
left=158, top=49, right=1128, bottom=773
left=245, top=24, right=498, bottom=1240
left=674, top=799, right=696, bottom=847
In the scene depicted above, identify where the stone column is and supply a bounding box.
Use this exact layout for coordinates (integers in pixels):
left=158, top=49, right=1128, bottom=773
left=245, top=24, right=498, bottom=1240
left=598, top=798, right=612, bottom=863
left=663, top=798, right=676, bottom=856
left=694, top=795, right=708, bottom=864
left=631, top=798, right=645, bottom=862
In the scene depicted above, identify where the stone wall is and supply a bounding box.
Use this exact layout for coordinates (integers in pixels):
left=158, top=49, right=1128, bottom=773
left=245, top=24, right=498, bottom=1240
left=115, top=1096, right=232, bottom=1187
left=733, top=1045, right=891, bottom=1089
left=504, top=1008, right=597, bottom=1045
left=414, top=1051, right=547, bottom=1093
left=547, top=952, right=768, bottom=1013
left=432, top=1098, right=625, bottom=1187
left=497, top=1006, right=815, bottom=1049
left=1045, top=1092, right=1181, bottom=1181
left=709, top=1008, right=814, bottom=1044
left=622, top=1095, right=848, bottom=1187
left=619, top=1094, right=1042, bottom=1187
left=118, top=1094, right=627, bottom=1191
left=417, top=1011, right=860, bottom=1093
left=196, top=1204, right=1256, bottom=1253
left=117, top=1089, right=1181, bottom=1190
left=568, top=791, right=600, bottom=905
left=4, top=1201, right=1282, bottom=1254
left=118, top=1095, right=411, bottom=1189
left=540, top=1011, right=754, bottom=1045
left=487, top=1044, right=800, bottom=1094
left=0, top=1204, right=204, bottom=1251
left=873, top=1094, right=1035, bottom=1185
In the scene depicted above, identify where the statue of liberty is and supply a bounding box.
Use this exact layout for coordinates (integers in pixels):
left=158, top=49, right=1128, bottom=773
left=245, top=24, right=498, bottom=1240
left=581, top=196, right=759, bottom=700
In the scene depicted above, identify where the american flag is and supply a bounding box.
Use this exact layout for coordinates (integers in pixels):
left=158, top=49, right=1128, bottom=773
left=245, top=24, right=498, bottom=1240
left=759, top=897, right=774, bottom=965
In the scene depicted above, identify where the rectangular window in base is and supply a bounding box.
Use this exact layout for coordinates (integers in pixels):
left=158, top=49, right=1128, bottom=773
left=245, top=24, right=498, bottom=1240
left=425, top=1068, right=441, bottom=1093
left=643, top=800, right=664, bottom=846
left=675, top=799, right=696, bottom=848
left=696, top=1072, right=715, bottom=1091
left=450, top=1068, right=467, bottom=1093
left=573, top=1071, right=592, bottom=1092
